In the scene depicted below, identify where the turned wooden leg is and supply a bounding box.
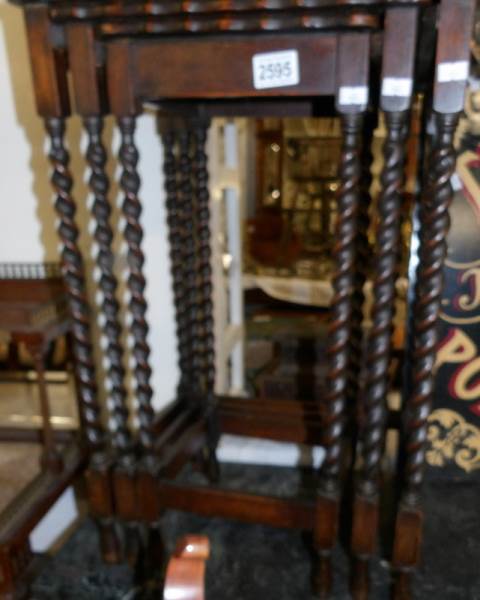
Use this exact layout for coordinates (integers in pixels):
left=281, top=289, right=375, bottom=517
left=118, top=115, right=156, bottom=462
left=45, top=115, right=106, bottom=464
left=314, top=494, right=339, bottom=597
left=160, top=117, right=220, bottom=481
left=18, top=333, right=64, bottom=473
left=84, top=114, right=138, bottom=563
left=177, top=125, right=200, bottom=398
left=0, top=540, right=33, bottom=600
left=117, top=114, right=164, bottom=566
left=344, top=110, right=373, bottom=565
left=351, top=110, right=409, bottom=599
left=350, top=9, right=419, bottom=596
left=85, top=457, right=122, bottom=564
left=84, top=115, right=133, bottom=459
left=393, top=112, right=459, bottom=596
left=159, top=121, right=195, bottom=401
left=45, top=116, right=119, bottom=563
left=25, top=337, right=64, bottom=473
left=136, top=469, right=166, bottom=580
left=315, top=109, right=364, bottom=599
left=348, top=113, right=375, bottom=600
left=192, top=118, right=220, bottom=482
left=110, top=462, right=139, bottom=565
left=347, top=110, right=374, bottom=425
left=139, top=520, right=165, bottom=580
left=393, top=1, right=475, bottom=588
left=393, top=0, right=475, bottom=588
left=314, top=34, right=371, bottom=597
left=94, top=518, right=121, bottom=565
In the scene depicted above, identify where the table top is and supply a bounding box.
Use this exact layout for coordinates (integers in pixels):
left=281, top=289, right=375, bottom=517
left=10, top=0, right=433, bottom=38
left=10, top=0, right=432, bottom=8
left=10, top=0, right=432, bottom=31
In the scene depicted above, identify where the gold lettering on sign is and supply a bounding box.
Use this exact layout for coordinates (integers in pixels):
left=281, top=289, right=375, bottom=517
left=427, top=409, right=480, bottom=472
left=436, top=328, right=476, bottom=371
left=453, top=358, right=480, bottom=401
left=427, top=150, right=480, bottom=472
left=458, top=267, right=480, bottom=312
left=456, top=151, right=480, bottom=224
left=435, top=328, right=480, bottom=402
left=440, top=149, right=480, bottom=325
left=441, top=263, right=480, bottom=324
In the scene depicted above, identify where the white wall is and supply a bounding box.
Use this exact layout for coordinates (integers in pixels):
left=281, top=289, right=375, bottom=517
left=0, top=1, right=55, bottom=262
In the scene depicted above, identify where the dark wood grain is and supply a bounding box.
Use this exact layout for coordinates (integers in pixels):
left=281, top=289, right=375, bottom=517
left=191, top=119, right=220, bottom=481
left=392, top=1, right=473, bottom=596
left=47, top=0, right=428, bottom=19
left=133, top=35, right=338, bottom=100
left=159, top=123, right=193, bottom=399
left=433, top=0, right=475, bottom=114
left=45, top=117, right=105, bottom=458
left=178, top=125, right=201, bottom=397
left=157, top=482, right=315, bottom=530
left=45, top=1, right=383, bottom=38
left=67, top=23, right=105, bottom=115
left=84, top=115, right=133, bottom=459
left=118, top=116, right=156, bottom=462
left=351, top=11, right=418, bottom=598
left=24, top=5, right=70, bottom=117
left=315, top=33, right=370, bottom=599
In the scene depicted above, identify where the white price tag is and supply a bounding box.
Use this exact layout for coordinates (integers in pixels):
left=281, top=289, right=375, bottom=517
left=338, top=86, right=369, bottom=107
left=381, top=77, right=413, bottom=98
left=437, top=60, right=469, bottom=83
left=252, top=50, right=300, bottom=90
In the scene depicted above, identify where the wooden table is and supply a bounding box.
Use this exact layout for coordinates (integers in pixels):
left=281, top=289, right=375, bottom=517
left=6, top=1, right=476, bottom=598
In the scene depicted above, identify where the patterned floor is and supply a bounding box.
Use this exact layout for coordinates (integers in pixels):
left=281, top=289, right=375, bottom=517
left=30, top=465, right=480, bottom=600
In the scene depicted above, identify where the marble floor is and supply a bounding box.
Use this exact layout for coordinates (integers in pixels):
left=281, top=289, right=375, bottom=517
left=29, top=465, right=480, bottom=600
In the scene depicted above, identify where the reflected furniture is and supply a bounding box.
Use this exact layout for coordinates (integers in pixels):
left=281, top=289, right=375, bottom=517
left=0, top=262, right=68, bottom=469
left=0, top=262, right=85, bottom=597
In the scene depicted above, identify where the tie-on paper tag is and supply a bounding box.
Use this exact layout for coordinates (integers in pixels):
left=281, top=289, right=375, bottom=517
left=338, top=86, right=369, bottom=107
left=381, top=77, right=413, bottom=98
left=437, top=60, right=470, bottom=83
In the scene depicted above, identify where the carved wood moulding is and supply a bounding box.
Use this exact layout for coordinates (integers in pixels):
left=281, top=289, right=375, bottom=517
left=17, top=0, right=430, bottom=37
left=48, top=6, right=382, bottom=35
left=45, top=0, right=430, bottom=16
